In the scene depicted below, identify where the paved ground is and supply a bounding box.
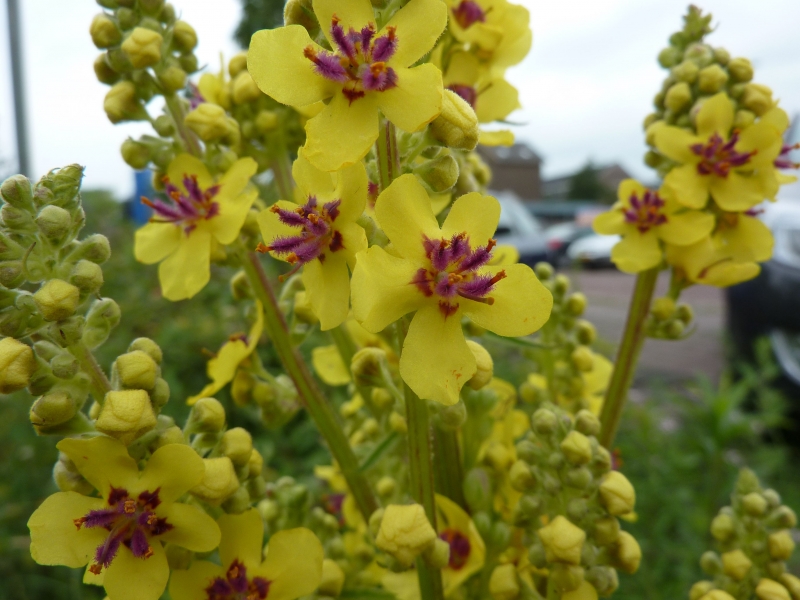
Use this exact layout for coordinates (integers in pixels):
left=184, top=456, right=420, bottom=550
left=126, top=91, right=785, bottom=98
left=566, top=268, right=726, bottom=383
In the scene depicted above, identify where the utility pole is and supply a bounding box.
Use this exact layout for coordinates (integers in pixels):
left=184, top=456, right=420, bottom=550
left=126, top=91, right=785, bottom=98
left=6, top=0, right=30, bottom=177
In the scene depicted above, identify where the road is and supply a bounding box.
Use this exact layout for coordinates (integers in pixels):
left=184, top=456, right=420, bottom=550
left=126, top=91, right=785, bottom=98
left=566, top=268, right=726, bottom=383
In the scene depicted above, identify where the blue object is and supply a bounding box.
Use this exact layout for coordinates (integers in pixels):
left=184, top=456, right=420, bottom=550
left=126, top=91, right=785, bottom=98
left=130, top=169, right=155, bottom=225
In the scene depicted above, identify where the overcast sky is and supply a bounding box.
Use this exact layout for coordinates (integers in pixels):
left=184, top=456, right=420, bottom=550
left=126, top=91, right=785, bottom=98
left=2, top=0, right=800, bottom=199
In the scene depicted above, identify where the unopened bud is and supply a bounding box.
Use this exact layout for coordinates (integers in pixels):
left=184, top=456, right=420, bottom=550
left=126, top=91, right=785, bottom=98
left=466, top=340, right=493, bottom=390
left=436, top=400, right=467, bottom=431
left=254, top=110, right=279, bottom=134
left=561, top=430, right=592, bottom=465
left=70, top=260, right=104, bottom=294
left=722, top=549, right=752, bottom=581
left=293, top=291, right=318, bottom=324
left=377, top=476, right=396, bottom=497
left=185, top=103, right=231, bottom=141
left=188, top=397, right=226, bottom=432
left=550, top=564, right=585, bottom=594
left=351, top=347, right=387, bottom=386
left=672, top=61, right=699, bottom=83
left=158, top=65, right=186, bottom=94
left=96, top=389, right=158, bottom=445
left=710, top=513, right=736, bottom=541
left=192, top=456, right=240, bottom=504
left=574, top=409, right=600, bottom=437
left=594, top=517, right=621, bottom=546
left=90, top=13, right=122, bottom=48
left=376, top=503, right=437, bottom=566
left=53, top=459, right=93, bottom=494
left=742, top=83, right=775, bottom=116
left=424, top=537, right=451, bottom=569
left=665, top=82, right=692, bottom=112
left=115, top=350, right=158, bottom=389
left=612, top=531, right=641, bottom=574
left=781, top=574, right=800, bottom=600
left=698, top=64, right=728, bottom=93
left=430, top=90, right=479, bottom=150
left=417, top=154, right=459, bottom=193
left=575, top=320, right=597, bottom=345
left=728, top=57, right=754, bottom=82
left=538, top=515, right=585, bottom=565
left=319, top=559, right=345, bottom=597
left=30, top=391, right=78, bottom=429
left=232, top=71, right=261, bottom=104
left=700, top=551, right=722, bottom=575
left=742, top=492, right=768, bottom=516
left=0, top=337, right=35, bottom=393
left=691, top=582, right=715, bottom=600
left=599, top=471, right=636, bottom=515
left=463, top=467, right=493, bottom=512
left=284, top=0, right=317, bottom=30
left=570, top=346, right=594, bottom=373
left=509, top=459, right=535, bottom=492
left=172, top=20, right=197, bottom=52
left=220, top=427, right=253, bottom=467
left=34, top=279, right=80, bottom=321
left=50, top=352, right=79, bottom=379
left=534, top=262, right=553, bottom=280
left=121, top=27, right=163, bottom=69
left=769, top=530, right=795, bottom=560
left=532, top=408, right=558, bottom=434
left=755, top=579, right=791, bottom=600
left=566, top=292, right=587, bottom=316
left=651, top=297, right=675, bottom=320
left=586, top=566, right=618, bottom=597
left=104, top=81, right=145, bottom=123
left=71, top=234, right=111, bottom=264
left=389, top=411, right=407, bottom=433
left=488, top=564, right=519, bottom=600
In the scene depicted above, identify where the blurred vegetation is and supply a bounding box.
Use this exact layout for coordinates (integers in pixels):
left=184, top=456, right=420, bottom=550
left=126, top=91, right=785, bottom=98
left=567, top=161, right=616, bottom=204
left=234, top=0, right=286, bottom=48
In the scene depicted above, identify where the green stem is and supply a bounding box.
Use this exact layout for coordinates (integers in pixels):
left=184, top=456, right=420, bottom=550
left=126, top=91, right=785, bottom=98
left=598, top=268, right=659, bottom=448
left=376, top=118, right=400, bottom=192
left=68, top=343, right=111, bottom=405
left=241, top=251, right=379, bottom=521
left=271, top=152, right=294, bottom=200
left=433, top=427, right=467, bottom=509
left=330, top=324, right=358, bottom=372
left=164, top=93, right=203, bottom=158
left=405, top=383, right=445, bottom=600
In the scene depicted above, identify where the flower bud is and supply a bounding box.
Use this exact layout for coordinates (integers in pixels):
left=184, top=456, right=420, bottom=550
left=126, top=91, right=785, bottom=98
left=575, top=320, right=596, bottom=345
left=377, top=476, right=396, bottom=497
left=121, top=27, right=163, bottom=69
left=50, top=352, right=79, bottom=379
left=535, top=262, right=554, bottom=280
left=351, top=347, right=387, bottom=386
left=192, top=456, right=240, bottom=504
left=780, top=574, right=800, bottom=600
left=611, top=531, right=641, bottom=574
left=550, top=564, right=585, bottom=594
left=83, top=298, right=121, bottom=349
left=698, top=64, right=728, bottom=93
left=465, top=340, right=493, bottom=390
left=489, top=564, right=519, bottom=600
left=586, top=567, right=618, bottom=597
left=700, top=551, right=722, bottom=575
left=599, top=471, right=636, bottom=515
left=691, top=582, right=715, bottom=600
left=220, top=427, right=253, bottom=467
left=389, top=411, right=407, bottom=433
left=221, top=485, right=251, bottom=514
left=319, top=559, right=345, bottom=597
left=0, top=337, right=35, bottom=393
left=30, top=391, right=78, bottom=430
left=742, top=492, right=768, bottom=516
left=375, top=504, right=437, bottom=566
left=255, top=110, right=279, bottom=133
left=566, top=292, right=587, bottom=316
left=227, top=52, right=248, bottom=78
left=158, top=65, right=186, bottom=94
left=570, top=346, right=594, bottom=373
left=651, top=296, right=675, bottom=321
left=284, top=0, right=318, bottom=30
left=665, top=82, right=692, bottom=112
left=90, top=13, right=122, bottom=48
left=417, top=154, right=460, bottom=193
left=96, top=389, right=158, bottom=444
left=574, top=409, right=600, bottom=437
left=67, top=261, right=103, bottom=296
left=247, top=449, right=264, bottom=479
left=232, top=71, right=261, bottom=104
left=756, top=579, right=791, bottom=600
left=188, top=397, right=226, bottom=432
left=768, top=506, right=798, bottom=529
left=722, top=549, right=752, bottom=581
left=1, top=174, right=34, bottom=209
left=594, top=517, right=620, bottom=546
left=53, top=459, right=93, bottom=494
left=33, top=279, right=80, bottom=321
left=293, top=291, right=317, bottom=324
left=561, top=430, right=593, bottom=465
left=769, top=530, right=795, bottom=560
left=658, top=46, right=683, bottom=68
left=430, top=90, right=479, bottom=150
left=532, top=408, right=558, bottom=434
left=509, top=459, right=535, bottom=492
left=464, top=467, right=493, bottom=512
left=104, top=81, right=146, bottom=123
left=436, top=400, right=467, bottom=431
left=700, top=592, right=736, bottom=600
left=115, top=350, right=158, bottom=390
left=424, top=537, right=451, bottom=569
left=672, top=61, right=699, bottom=83
left=178, top=52, right=199, bottom=74
left=172, top=20, right=197, bottom=52
left=538, top=515, right=585, bottom=565
left=185, top=103, right=231, bottom=141
left=728, top=57, right=754, bottom=82
left=742, top=83, right=775, bottom=116
left=553, top=274, right=570, bottom=296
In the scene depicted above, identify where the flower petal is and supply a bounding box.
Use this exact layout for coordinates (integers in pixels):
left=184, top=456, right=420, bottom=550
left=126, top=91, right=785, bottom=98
left=382, top=0, right=447, bottom=66
left=375, top=173, right=441, bottom=261
left=28, top=492, right=106, bottom=568
left=653, top=125, right=702, bottom=164
left=134, top=222, right=181, bottom=265
left=461, top=264, right=552, bottom=337
left=720, top=215, right=773, bottom=263
left=400, top=304, right=475, bottom=405
left=737, top=121, right=782, bottom=168
left=212, top=189, right=258, bottom=245
left=135, top=443, right=205, bottom=504
left=159, top=502, right=222, bottom=553
left=377, top=64, right=443, bottom=133
left=169, top=561, right=225, bottom=600
left=436, top=494, right=485, bottom=596
left=293, top=154, right=336, bottom=201
left=382, top=570, right=420, bottom=600
left=709, top=171, right=764, bottom=212
left=302, top=92, right=380, bottom=172
left=593, top=209, right=628, bottom=235
left=168, top=154, right=212, bottom=192
left=303, top=252, right=350, bottom=331
left=103, top=539, right=169, bottom=600
left=259, top=528, right=324, bottom=600
left=443, top=51, right=479, bottom=87
left=441, top=192, right=500, bottom=246
left=218, top=508, right=264, bottom=569
left=663, top=164, right=709, bottom=209
left=333, top=162, right=369, bottom=223
left=187, top=339, right=250, bottom=404
left=338, top=221, right=368, bottom=268
left=312, top=345, right=351, bottom=386
left=657, top=210, right=715, bottom=246
left=696, top=93, right=734, bottom=139
left=351, top=246, right=422, bottom=332
left=248, top=26, right=336, bottom=107
left=617, top=179, right=648, bottom=206
left=57, top=436, right=139, bottom=497
left=479, top=130, right=514, bottom=146
left=610, top=231, right=662, bottom=273
left=476, top=79, right=520, bottom=123
left=158, top=226, right=212, bottom=301
left=490, top=5, right=532, bottom=70
left=313, top=0, right=376, bottom=47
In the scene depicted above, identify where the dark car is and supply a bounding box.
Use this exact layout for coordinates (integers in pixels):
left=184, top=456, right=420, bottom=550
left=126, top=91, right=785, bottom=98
left=544, top=222, right=594, bottom=266
left=726, top=201, right=800, bottom=389
left=493, top=193, right=549, bottom=266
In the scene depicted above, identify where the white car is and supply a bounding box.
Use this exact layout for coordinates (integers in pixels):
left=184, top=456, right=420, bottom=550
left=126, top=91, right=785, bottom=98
left=566, top=233, right=621, bottom=268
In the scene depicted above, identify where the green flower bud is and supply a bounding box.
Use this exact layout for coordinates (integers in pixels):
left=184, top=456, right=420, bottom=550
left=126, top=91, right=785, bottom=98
left=698, top=64, right=729, bottom=93
left=185, top=103, right=230, bottom=141
left=82, top=298, right=121, bottom=349
left=34, top=279, right=80, bottom=321
left=284, top=0, right=318, bottom=31
left=742, top=83, right=775, bottom=116
left=534, top=262, right=554, bottom=280
left=594, top=517, right=621, bottom=546
left=376, top=476, right=396, bottom=497
left=115, top=350, right=158, bottom=389
left=567, top=498, right=588, bottom=521
left=764, top=489, right=782, bottom=509
left=187, top=397, right=226, bottom=433
left=665, top=82, right=693, bottom=112
left=69, top=234, right=111, bottom=264
left=192, top=456, right=240, bottom=504
left=96, top=389, right=157, bottom=445
left=742, top=492, right=768, bottom=516
left=532, top=408, right=558, bottom=434
left=436, top=400, right=467, bottom=431
left=232, top=71, right=261, bottom=104
left=121, top=27, right=163, bottom=69
left=351, top=347, right=387, bottom=386
left=70, top=260, right=104, bottom=294
left=490, top=520, right=512, bottom=550
left=158, top=65, right=186, bottom=94
left=575, top=320, right=596, bottom=345
left=599, top=471, right=636, bottom=515
left=152, top=114, right=175, bottom=137
left=172, top=20, right=197, bottom=52
left=685, top=43, right=714, bottom=67
left=651, top=296, right=676, bottom=321
left=0, top=337, right=35, bottom=393
left=104, top=81, right=146, bottom=123
left=690, top=582, right=715, bottom=600
left=700, top=551, right=722, bottom=575
left=258, top=498, right=280, bottom=522
left=1, top=204, right=33, bottom=230
left=710, top=513, right=736, bottom=541
left=721, top=549, right=752, bottom=581
left=586, top=566, right=619, bottom=597
left=424, top=537, right=451, bottom=569
left=574, top=409, right=600, bottom=437
left=50, top=352, right=79, bottom=379
left=222, top=485, right=251, bottom=514
left=463, top=467, right=493, bottom=512
left=570, top=346, right=594, bottom=373
left=561, top=430, right=593, bottom=465
left=509, top=459, right=535, bottom=492
left=430, top=90, right=479, bottom=151
left=528, top=542, right=546, bottom=568
left=47, top=315, right=84, bottom=348
left=515, top=439, right=537, bottom=463
left=53, top=458, right=93, bottom=494
left=127, top=337, right=162, bottom=365
left=728, top=57, right=754, bottom=82
left=767, top=506, right=797, bottom=529
left=552, top=274, right=570, bottom=296
left=417, top=154, right=460, bottom=193
left=227, top=52, right=247, bottom=78
left=768, top=530, right=795, bottom=560
left=566, top=292, right=587, bottom=316
left=220, top=427, right=253, bottom=467
left=658, top=46, right=683, bottom=68
left=178, top=52, right=199, bottom=74
left=115, top=7, right=138, bottom=30
left=90, top=13, right=122, bottom=48
left=30, top=391, right=78, bottom=430
left=150, top=377, right=170, bottom=408
left=713, top=47, right=730, bottom=65
left=733, top=109, right=756, bottom=130
left=736, top=468, right=761, bottom=494
left=1, top=174, right=34, bottom=209
left=672, top=61, right=700, bottom=83
left=550, top=563, right=585, bottom=593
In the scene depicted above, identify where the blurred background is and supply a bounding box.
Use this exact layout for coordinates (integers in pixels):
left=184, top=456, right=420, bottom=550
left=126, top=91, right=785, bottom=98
left=2, top=1, right=800, bottom=599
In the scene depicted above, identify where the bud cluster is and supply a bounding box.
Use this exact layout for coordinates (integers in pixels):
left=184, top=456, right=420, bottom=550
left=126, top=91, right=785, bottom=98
left=690, top=468, right=800, bottom=600
left=646, top=295, right=695, bottom=339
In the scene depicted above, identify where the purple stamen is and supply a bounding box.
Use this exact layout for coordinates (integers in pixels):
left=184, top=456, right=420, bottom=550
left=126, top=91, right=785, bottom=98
left=691, top=131, right=756, bottom=177
left=141, top=173, right=222, bottom=235
left=205, top=559, right=272, bottom=600
left=331, top=20, right=357, bottom=60
left=448, top=84, right=478, bottom=108
left=452, top=1, right=487, bottom=29
left=371, top=28, right=398, bottom=63
left=621, top=189, right=668, bottom=233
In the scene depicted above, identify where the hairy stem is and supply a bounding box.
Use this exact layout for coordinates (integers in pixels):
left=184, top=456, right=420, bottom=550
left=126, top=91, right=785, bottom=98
left=68, top=343, right=111, bottom=405
left=376, top=118, right=400, bottom=193
left=241, top=251, right=379, bottom=520
left=433, top=427, right=467, bottom=509
left=164, top=93, right=203, bottom=158
left=598, top=268, right=659, bottom=448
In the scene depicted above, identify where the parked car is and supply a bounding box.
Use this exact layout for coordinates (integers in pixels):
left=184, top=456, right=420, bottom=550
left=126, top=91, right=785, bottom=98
left=494, top=193, right=549, bottom=266
left=726, top=200, right=800, bottom=390
left=566, top=233, right=620, bottom=268
left=544, top=222, right=595, bottom=265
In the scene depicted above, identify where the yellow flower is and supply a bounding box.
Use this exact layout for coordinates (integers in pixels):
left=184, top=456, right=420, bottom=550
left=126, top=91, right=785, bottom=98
left=351, top=174, right=552, bottom=405
left=653, top=93, right=786, bottom=211
left=593, top=179, right=714, bottom=273
left=170, top=508, right=323, bottom=600
left=135, top=154, right=258, bottom=301
left=311, top=318, right=397, bottom=386
left=582, top=351, right=612, bottom=416
left=197, top=59, right=232, bottom=110
left=257, top=155, right=368, bottom=330
left=27, top=437, right=220, bottom=600
left=248, top=0, right=447, bottom=171
left=188, top=301, right=264, bottom=405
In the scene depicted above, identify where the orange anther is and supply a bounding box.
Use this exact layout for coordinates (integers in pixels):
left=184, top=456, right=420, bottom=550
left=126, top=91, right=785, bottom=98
left=89, top=563, right=103, bottom=575
left=256, top=242, right=270, bottom=254
left=124, top=499, right=137, bottom=514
